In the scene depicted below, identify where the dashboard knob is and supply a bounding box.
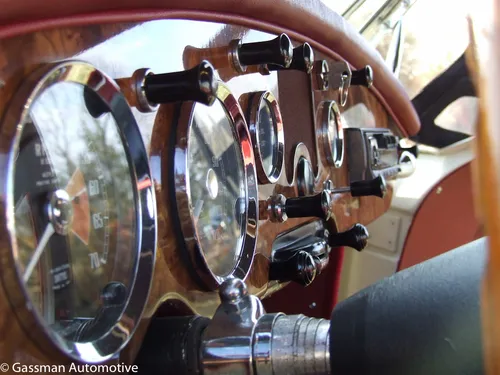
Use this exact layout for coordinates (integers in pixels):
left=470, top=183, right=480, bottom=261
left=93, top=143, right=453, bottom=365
left=350, top=65, right=374, bottom=88
left=285, top=190, right=332, bottom=220
left=350, top=175, right=387, bottom=198
left=331, top=176, right=387, bottom=198
left=268, top=42, right=315, bottom=73
left=269, top=250, right=317, bottom=286
left=237, top=33, right=293, bottom=69
left=327, top=223, right=369, bottom=251
left=143, top=60, right=218, bottom=105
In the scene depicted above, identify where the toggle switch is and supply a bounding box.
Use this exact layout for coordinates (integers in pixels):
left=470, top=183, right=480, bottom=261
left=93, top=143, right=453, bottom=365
left=267, top=43, right=315, bottom=73
left=266, top=190, right=332, bottom=223
left=115, top=61, right=218, bottom=112
left=235, top=33, right=294, bottom=71
left=326, top=223, right=369, bottom=251
left=143, top=60, right=218, bottom=105
left=183, top=34, right=293, bottom=75
left=331, top=175, right=387, bottom=198
left=269, top=250, right=317, bottom=287
left=350, top=65, right=373, bottom=88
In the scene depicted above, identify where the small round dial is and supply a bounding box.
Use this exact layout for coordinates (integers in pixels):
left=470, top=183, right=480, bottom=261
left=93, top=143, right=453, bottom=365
left=188, top=99, right=247, bottom=277
left=320, top=100, right=344, bottom=168
left=243, top=91, right=284, bottom=184
left=173, top=83, right=258, bottom=289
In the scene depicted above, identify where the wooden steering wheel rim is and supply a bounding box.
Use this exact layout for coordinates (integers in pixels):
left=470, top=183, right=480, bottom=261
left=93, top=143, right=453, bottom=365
left=470, top=3, right=500, bottom=373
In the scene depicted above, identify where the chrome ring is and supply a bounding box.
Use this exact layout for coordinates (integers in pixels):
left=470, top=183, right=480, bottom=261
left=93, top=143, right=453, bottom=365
left=339, top=72, right=349, bottom=106
left=173, top=82, right=258, bottom=290
left=318, top=100, right=344, bottom=168
left=134, top=68, right=159, bottom=112
left=0, top=60, right=157, bottom=363
left=242, top=91, right=285, bottom=185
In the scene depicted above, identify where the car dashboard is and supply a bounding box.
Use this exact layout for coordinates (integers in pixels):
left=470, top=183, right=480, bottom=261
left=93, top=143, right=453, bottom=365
left=0, top=4, right=420, bottom=370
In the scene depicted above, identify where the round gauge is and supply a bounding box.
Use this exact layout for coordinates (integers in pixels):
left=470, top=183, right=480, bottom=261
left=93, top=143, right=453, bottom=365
left=173, top=83, right=258, bottom=290
left=0, top=61, right=156, bottom=362
left=242, top=91, right=284, bottom=184
left=319, top=100, right=344, bottom=168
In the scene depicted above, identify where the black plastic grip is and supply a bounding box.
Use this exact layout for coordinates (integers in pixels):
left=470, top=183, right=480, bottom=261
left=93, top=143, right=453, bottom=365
left=268, top=42, right=315, bottom=73
left=238, top=33, right=293, bottom=68
left=144, top=60, right=218, bottom=105
left=269, top=250, right=317, bottom=286
left=350, top=176, right=386, bottom=198
left=285, top=191, right=330, bottom=220
left=135, top=316, right=210, bottom=375
left=330, top=237, right=486, bottom=375
left=328, top=223, right=369, bottom=251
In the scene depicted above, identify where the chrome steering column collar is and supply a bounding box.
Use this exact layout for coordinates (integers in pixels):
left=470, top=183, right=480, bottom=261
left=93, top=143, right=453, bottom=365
left=201, top=278, right=330, bottom=375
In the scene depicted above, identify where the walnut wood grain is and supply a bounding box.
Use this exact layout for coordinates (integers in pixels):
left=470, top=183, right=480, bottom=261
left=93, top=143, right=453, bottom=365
left=0, top=19, right=397, bottom=367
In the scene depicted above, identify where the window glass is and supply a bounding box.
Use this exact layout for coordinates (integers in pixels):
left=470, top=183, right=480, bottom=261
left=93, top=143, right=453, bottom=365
left=435, top=96, right=478, bottom=135
left=395, top=0, right=470, bottom=98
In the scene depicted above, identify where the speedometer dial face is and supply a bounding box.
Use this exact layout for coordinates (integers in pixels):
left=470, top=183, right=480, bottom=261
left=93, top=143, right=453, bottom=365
left=174, top=83, right=258, bottom=289
left=1, top=61, right=156, bottom=363
left=188, top=99, right=246, bottom=277
left=14, top=81, right=135, bottom=338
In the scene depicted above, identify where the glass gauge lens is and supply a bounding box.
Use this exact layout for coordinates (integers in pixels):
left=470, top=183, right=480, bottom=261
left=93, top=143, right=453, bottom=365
left=257, top=99, right=278, bottom=177
left=13, top=82, right=136, bottom=343
left=187, top=99, right=247, bottom=277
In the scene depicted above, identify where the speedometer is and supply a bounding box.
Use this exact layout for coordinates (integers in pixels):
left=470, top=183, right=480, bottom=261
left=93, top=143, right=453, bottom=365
left=0, top=61, right=156, bottom=362
left=173, top=83, right=258, bottom=290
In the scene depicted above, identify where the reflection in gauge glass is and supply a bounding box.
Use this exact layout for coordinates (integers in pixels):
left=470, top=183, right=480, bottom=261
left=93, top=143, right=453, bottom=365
left=188, top=99, right=246, bottom=277
left=173, top=83, right=258, bottom=290
left=1, top=61, right=156, bottom=363
left=258, top=100, right=278, bottom=177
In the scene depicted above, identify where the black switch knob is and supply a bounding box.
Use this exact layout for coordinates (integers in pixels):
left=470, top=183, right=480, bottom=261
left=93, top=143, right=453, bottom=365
left=351, top=65, right=373, bottom=88
left=350, top=175, right=387, bottom=198
left=327, top=223, right=369, bottom=251
left=285, top=190, right=331, bottom=220
left=268, top=42, right=315, bottom=73
left=398, top=143, right=419, bottom=158
left=143, top=60, right=218, bottom=105
left=238, top=33, right=293, bottom=68
left=269, top=250, right=317, bottom=286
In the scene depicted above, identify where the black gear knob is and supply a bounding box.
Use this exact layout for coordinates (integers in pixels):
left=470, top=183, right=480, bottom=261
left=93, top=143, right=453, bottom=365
left=143, top=60, right=218, bottom=105
left=351, top=65, right=373, bottom=88
left=327, top=223, right=369, bottom=251
left=268, top=42, right=315, bottom=73
left=237, top=33, right=294, bottom=68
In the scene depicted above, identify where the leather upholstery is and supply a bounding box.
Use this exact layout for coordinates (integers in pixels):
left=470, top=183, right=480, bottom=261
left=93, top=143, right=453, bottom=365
left=0, top=0, right=420, bottom=137
left=399, top=163, right=483, bottom=270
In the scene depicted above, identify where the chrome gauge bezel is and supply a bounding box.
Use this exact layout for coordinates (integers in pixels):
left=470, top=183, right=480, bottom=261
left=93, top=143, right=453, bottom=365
left=173, top=82, right=258, bottom=290
left=319, top=100, right=344, bottom=168
left=0, top=61, right=157, bottom=363
left=243, top=91, right=285, bottom=184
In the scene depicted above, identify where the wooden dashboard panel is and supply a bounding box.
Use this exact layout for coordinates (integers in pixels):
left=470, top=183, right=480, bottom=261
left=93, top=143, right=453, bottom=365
left=0, top=19, right=400, bottom=367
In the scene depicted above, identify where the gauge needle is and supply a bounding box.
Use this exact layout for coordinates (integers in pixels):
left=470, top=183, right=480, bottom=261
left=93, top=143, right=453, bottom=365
left=23, top=223, right=55, bottom=283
